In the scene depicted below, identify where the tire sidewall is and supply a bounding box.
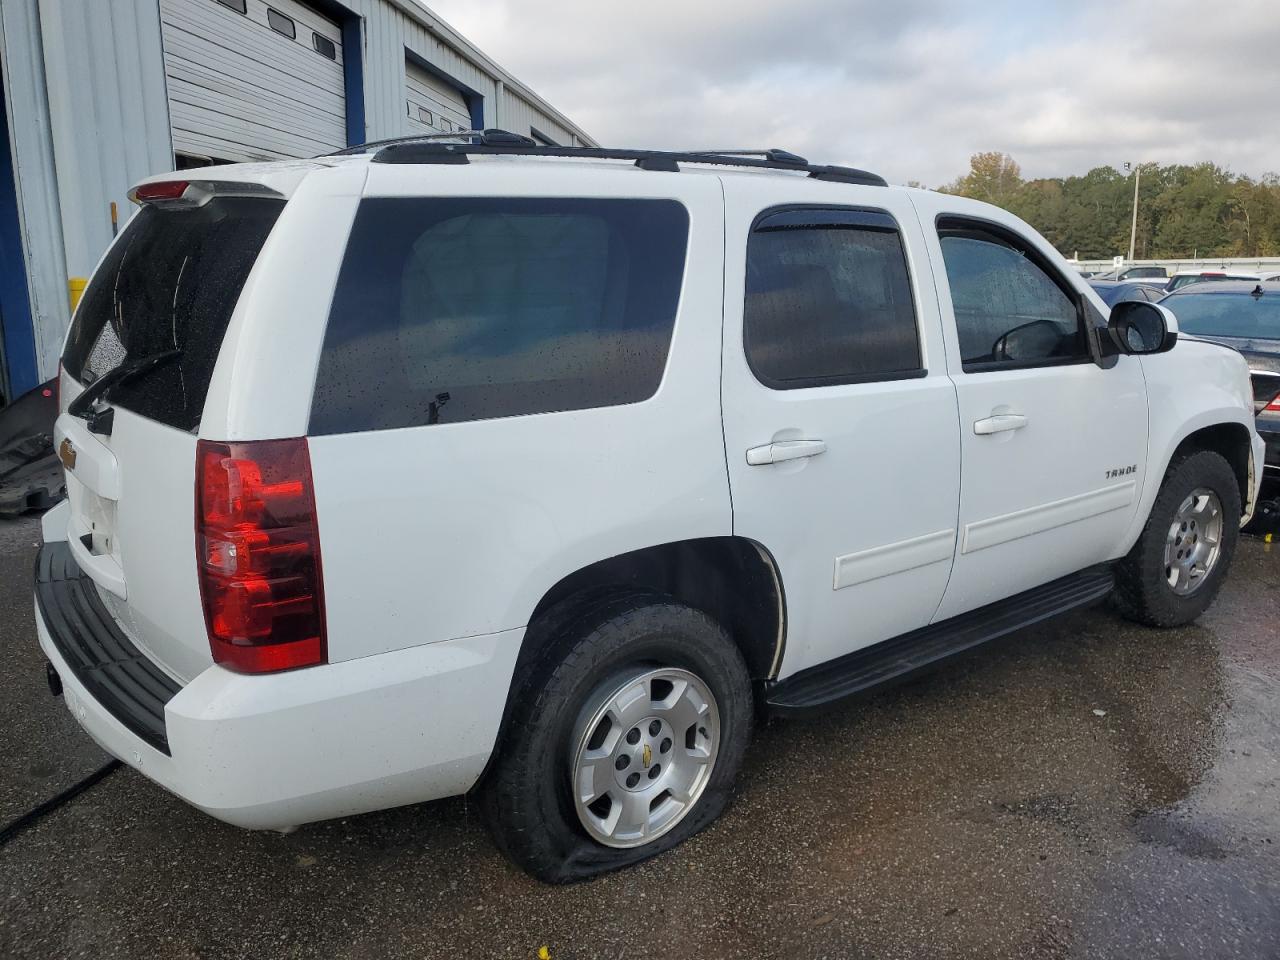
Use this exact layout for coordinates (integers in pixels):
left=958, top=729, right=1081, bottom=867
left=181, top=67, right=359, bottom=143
left=489, top=599, right=752, bottom=882
left=1133, top=451, right=1240, bottom=624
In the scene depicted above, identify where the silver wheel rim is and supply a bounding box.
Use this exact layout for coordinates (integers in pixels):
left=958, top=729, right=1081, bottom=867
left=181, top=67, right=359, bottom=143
left=570, top=667, right=720, bottom=849
left=1164, top=487, right=1224, bottom=596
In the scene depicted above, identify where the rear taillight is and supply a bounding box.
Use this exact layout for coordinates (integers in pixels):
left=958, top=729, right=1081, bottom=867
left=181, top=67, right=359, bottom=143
left=1267, top=396, right=1280, bottom=412
left=196, top=438, right=326, bottom=673
left=133, top=179, right=191, bottom=203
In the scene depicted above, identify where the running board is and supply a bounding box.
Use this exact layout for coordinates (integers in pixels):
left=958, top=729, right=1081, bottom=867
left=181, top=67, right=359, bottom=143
left=765, top=566, right=1115, bottom=714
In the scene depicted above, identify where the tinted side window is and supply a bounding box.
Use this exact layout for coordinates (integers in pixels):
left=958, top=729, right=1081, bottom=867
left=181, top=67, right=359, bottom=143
left=939, top=222, right=1086, bottom=369
left=310, top=198, right=689, bottom=434
left=744, top=209, right=921, bottom=388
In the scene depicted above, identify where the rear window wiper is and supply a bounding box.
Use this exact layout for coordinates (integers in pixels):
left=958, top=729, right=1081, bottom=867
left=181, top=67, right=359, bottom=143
left=68, top=349, right=182, bottom=435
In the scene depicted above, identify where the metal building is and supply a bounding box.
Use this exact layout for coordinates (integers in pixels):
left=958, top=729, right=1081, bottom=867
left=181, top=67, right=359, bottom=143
left=0, top=0, right=595, bottom=403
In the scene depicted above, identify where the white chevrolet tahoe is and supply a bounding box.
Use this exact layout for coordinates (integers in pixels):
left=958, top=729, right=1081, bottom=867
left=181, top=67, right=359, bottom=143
left=35, top=134, right=1264, bottom=883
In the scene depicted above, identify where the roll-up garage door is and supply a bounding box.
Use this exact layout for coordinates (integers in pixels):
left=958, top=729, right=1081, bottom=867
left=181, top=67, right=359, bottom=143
left=161, top=0, right=346, bottom=163
left=405, top=59, right=472, bottom=135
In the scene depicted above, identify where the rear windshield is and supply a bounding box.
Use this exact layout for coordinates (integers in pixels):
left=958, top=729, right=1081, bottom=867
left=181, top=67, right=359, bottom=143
left=1164, top=292, right=1280, bottom=341
left=63, top=196, right=284, bottom=431
left=309, top=197, right=689, bottom=435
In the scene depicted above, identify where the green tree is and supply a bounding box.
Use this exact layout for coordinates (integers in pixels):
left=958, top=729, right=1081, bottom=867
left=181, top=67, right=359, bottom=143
left=940, top=154, right=1280, bottom=260
left=942, top=152, right=1024, bottom=207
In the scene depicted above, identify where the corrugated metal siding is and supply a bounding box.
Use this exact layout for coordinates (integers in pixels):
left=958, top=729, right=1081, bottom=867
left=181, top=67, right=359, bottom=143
left=356, top=0, right=493, bottom=138
left=500, top=89, right=576, bottom=147
left=343, top=0, right=592, bottom=144
left=162, top=0, right=346, bottom=161
left=37, top=0, right=172, bottom=280
left=0, top=0, right=69, bottom=380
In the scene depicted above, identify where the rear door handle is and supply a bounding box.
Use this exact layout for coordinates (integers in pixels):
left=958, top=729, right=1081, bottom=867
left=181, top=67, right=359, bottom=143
left=746, top=439, right=827, bottom=466
left=973, top=413, right=1027, bottom=435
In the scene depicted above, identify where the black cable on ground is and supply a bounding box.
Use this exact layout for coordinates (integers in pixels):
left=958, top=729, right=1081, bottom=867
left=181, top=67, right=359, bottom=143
left=0, top=759, right=121, bottom=847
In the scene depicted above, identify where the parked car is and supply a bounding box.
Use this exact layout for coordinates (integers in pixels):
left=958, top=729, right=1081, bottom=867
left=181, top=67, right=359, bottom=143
left=1088, top=279, right=1166, bottom=306
left=1117, top=266, right=1169, bottom=281
left=34, top=137, right=1264, bottom=883
left=1094, top=266, right=1168, bottom=282
left=1160, top=281, right=1280, bottom=483
left=1164, top=269, right=1265, bottom=292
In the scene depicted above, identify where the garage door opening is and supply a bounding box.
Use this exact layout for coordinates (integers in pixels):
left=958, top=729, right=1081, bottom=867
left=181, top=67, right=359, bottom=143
left=404, top=57, right=474, bottom=136
left=161, top=0, right=348, bottom=162
left=0, top=78, right=38, bottom=403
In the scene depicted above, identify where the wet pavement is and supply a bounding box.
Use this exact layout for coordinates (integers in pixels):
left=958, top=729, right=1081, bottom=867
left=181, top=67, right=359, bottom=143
left=0, top=516, right=109, bottom=827
left=0, top=513, right=1276, bottom=959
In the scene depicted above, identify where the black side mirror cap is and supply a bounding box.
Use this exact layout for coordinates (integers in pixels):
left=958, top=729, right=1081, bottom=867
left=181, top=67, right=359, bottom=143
left=1106, top=301, right=1178, bottom=356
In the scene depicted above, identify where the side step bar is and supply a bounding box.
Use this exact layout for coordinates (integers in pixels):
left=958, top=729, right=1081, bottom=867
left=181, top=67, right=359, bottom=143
left=766, top=565, right=1115, bottom=714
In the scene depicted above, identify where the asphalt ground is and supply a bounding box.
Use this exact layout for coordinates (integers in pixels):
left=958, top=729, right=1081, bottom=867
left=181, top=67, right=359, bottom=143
left=0, top=511, right=1276, bottom=959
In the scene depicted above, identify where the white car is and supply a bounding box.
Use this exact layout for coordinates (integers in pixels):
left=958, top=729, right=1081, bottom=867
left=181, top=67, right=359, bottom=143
left=36, top=136, right=1264, bottom=883
left=1164, top=269, right=1266, bottom=291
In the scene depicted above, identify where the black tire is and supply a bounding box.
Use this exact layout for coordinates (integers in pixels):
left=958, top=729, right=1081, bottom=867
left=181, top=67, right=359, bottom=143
left=480, top=592, right=753, bottom=883
left=1113, top=450, right=1241, bottom=627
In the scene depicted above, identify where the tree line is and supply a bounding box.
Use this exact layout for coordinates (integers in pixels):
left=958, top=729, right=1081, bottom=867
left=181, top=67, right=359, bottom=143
left=935, top=152, right=1280, bottom=260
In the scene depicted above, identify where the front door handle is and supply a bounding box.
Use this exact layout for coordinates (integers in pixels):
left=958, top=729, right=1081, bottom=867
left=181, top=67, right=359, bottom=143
left=973, top=413, right=1027, bottom=436
left=746, top=439, right=827, bottom=466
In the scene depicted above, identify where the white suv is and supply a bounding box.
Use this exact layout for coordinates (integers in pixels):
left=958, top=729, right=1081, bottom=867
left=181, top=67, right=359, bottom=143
left=35, top=135, right=1264, bottom=883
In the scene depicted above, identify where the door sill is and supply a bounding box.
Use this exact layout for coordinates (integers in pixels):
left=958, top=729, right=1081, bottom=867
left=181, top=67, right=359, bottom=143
left=765, top=565, right=1115, bottom=715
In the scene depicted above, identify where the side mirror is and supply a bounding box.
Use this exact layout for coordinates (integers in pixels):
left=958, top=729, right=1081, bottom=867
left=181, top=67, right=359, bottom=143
left=1107, top=301, right=1178, bottom=355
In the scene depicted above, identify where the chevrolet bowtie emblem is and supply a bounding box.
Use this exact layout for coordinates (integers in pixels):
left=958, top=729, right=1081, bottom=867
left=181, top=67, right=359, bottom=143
left=641, top=743, right=652, bottom=768
left=58, top=438, right=77, bottom=471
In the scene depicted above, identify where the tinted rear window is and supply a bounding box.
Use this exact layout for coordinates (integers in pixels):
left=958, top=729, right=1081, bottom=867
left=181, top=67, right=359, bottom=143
left=309, top=197, right=689, bottom=434
left=63, top=196, right=284, bottom=431
left=1164, top=292, right=1280, bottom=340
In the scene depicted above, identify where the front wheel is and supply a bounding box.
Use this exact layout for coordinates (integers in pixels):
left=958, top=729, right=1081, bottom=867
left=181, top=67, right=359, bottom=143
left=1113, top=450, right=1241, bottom=627
left=480, top=594, right=753, bottom=883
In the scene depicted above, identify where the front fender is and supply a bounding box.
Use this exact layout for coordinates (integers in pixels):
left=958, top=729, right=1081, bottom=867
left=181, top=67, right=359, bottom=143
left=1118, top=340, right=1261, bottom=553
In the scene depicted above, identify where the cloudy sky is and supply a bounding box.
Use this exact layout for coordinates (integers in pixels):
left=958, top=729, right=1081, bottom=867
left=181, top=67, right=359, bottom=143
left=427, top=0, right=1279, bottom=187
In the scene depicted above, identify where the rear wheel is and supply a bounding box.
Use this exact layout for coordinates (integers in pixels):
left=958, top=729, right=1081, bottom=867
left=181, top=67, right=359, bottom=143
left=1113, top=450, right=1240, bottom=627
left=480, top=593, right=752, bottom=883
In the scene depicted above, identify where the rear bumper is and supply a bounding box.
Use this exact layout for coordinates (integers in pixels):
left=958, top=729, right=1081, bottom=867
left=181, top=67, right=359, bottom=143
left=36, top=545, right=522, bottom=830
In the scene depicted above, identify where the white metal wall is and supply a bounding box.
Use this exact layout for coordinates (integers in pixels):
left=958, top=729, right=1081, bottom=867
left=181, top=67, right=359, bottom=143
left=39, top=0, right=173, bottom=284
left=500, top=90, right=575, bottom=147
left=351, top=0, right=589, bottom=145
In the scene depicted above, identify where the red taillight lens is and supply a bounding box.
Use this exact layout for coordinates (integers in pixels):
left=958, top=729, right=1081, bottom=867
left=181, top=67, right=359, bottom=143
left=1267, top=395, right=1280, bottom=412
left=134, top=180, right=190, bottom=203
left=196, top=438, right=326, bottom=673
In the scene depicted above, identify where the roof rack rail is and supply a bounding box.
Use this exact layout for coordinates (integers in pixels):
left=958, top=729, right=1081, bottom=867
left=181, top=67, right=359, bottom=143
left=327, top=129, right=535, bottom=156
left=364, top=131, right=888, bottom=187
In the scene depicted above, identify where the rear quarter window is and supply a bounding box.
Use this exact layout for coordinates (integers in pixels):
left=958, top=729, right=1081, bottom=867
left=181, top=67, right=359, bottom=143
left=309, top=197, right=690, bottom=434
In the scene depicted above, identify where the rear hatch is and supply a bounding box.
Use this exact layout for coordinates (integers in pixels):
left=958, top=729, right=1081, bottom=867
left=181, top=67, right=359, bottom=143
left=55, top=185, right=286, bottom=681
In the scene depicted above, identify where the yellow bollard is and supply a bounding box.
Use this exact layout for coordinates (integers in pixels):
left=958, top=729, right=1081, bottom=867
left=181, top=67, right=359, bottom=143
left=68, top=277, right=88, bottom=312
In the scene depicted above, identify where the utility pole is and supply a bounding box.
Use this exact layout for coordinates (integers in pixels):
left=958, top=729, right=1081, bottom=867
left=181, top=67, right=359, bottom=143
left=1125, top=162, right=1142, bottom=263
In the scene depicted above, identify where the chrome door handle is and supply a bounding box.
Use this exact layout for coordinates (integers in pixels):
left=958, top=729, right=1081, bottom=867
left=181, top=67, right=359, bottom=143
left=746, top=439, right=827, bottom=466
left=973, top=413, right=1027, bottom=435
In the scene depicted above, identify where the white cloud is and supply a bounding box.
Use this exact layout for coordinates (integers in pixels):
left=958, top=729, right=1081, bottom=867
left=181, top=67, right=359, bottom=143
left=427, top=0, right=1280, bottom=186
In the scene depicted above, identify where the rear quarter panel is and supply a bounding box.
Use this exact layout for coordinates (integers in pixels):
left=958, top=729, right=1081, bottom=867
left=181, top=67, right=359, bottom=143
left=304, top=164, right=732, bottom=661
